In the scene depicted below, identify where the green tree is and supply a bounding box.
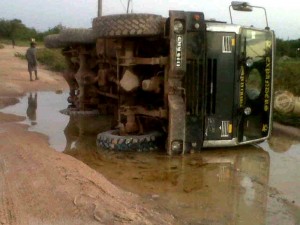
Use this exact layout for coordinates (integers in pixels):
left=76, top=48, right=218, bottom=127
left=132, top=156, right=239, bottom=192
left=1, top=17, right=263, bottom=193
left=0, top=18, right=66, bottom=42
left=0, top=18, right=38, bottom=40
left=276, top=38, right=300, bottom=58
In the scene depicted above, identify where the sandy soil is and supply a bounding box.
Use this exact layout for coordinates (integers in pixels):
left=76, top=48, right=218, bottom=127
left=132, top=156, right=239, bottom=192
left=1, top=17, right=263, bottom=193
left=0, top=45, right=175, bottom=225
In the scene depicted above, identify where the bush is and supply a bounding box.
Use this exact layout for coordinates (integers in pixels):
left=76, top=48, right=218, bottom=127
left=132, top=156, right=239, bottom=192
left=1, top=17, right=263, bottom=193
left=36, top=48, right=67, bottom=72
left=0, top=43, right=4, bottom=49
left=14, top=52, right=25, bottom=59
left=14, top=47, right=67, bottom=72
left=273, top=58, right=300, bottom=127
left=274, top=58, right=300, bottom=95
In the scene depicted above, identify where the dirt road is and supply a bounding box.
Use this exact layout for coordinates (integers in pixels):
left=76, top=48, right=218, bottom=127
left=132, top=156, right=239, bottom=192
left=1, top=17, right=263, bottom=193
left=0, top=45, right=175, bottom=225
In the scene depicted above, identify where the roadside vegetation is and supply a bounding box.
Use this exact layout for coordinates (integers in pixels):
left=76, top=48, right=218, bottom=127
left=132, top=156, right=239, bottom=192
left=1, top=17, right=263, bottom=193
left=14, top=48, right=67, bottom=72
left=36, top=48, right=67, bottom=72
left=0, top=18, right=67, bottom=72
left=274, top=39, right=300, bottom=127
left=274, top=57, right=300, bottom=127
left=0, top=18, right=63, bottom=43
left=1, top=18, right=300, bottom=126
left=274, top=58, right=300, bottom=95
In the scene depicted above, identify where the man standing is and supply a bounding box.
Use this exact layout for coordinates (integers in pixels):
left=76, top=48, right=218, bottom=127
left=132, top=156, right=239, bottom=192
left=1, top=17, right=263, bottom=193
left=25, top=41, right=38, bottom=81
left=12, top=38, right=15, bottom=48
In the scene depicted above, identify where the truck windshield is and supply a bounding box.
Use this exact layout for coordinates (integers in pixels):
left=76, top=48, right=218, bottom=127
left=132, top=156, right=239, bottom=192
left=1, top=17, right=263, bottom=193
left=240, top=28, right=273, bottom=142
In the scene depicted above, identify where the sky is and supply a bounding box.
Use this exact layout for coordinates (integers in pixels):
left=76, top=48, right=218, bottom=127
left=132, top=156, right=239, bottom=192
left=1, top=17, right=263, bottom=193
left=0, top=0, right=299, bottom=40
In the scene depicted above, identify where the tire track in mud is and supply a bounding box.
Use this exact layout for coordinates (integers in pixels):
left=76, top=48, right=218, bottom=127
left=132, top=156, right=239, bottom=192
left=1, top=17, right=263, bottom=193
left=0, top=127, right=55, bottom=225
left=0, top=160, right=17, bottom=225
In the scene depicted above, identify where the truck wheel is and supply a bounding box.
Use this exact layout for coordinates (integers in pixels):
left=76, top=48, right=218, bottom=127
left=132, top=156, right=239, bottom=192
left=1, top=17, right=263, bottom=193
left=97, top=130, right=163, bottom=151
left=44, top=34, right=67, bottom=49
left=59, top=28, right=97, bottom=44
left=92, top=14, right=164, bottom=38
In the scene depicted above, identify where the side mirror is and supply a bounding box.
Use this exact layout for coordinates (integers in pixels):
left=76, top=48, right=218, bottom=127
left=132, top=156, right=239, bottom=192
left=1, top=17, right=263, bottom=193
left=229, top=1, right=269, bottom=29
left=231, top=1, right=253, bottom=12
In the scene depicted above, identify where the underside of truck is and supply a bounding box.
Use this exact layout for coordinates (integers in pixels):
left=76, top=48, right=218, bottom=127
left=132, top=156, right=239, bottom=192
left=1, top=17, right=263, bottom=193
left=44, top=7, right=275, bottom=154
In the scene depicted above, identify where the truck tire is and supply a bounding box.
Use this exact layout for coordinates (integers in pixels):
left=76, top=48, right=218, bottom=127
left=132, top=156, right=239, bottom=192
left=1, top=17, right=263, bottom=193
left=97, top=130, right=163, bottom=151
left=44, top=34, right=67, bottom=49
left=92, top=14, right=164, bottom=38
left=59, top=28, right=97, bottom=44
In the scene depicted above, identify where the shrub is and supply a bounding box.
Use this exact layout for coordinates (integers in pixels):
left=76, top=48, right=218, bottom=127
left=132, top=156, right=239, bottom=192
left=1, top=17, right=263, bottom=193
left=273, top=58, right=300, bottom=127
left=0, top=43, right=4, bottom=49
left=274, top=58, right=300, bottom=95
left=36, top=48, right=67, bottom=72
left=13, top=47, right=67, bottom=72
left=14, top=52, right=25, bottom=59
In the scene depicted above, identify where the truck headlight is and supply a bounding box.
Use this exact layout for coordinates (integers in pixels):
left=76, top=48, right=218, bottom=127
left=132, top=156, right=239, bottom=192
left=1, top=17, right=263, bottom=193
left=244, top=107, right=252, bottom=115
left=171, top=140, right=183, bottom=152
left=246, top=58, right=254, bottom=67
left=174, top=20, right=184, bottom=33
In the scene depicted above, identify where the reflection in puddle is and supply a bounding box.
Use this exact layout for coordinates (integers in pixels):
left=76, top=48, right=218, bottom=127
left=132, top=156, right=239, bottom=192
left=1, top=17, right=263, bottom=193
left=268, top=131, right=300, bottom=153
left=62, top=108, right=271, bottom=223
left=1, top=91, right=300, bottom=224
left=67, top=139, right=270, bottom=224
left=26, top=92, right=37, bottom=124
left=64, top=113, right=112, bottom=152
left=2, top=92, right=70, bottom=151
left=260, top=134, right=300, bottom=209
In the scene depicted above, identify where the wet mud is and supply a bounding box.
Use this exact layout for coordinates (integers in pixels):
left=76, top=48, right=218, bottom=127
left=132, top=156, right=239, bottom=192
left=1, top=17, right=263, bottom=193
left=1, top=91, right=300, bottom=225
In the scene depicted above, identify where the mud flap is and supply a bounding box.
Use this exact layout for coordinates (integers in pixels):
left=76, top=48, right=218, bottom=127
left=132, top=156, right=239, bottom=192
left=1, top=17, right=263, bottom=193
left=186, top=116, right=203, bottom=151
left=167, top=95, right=186, bottom=155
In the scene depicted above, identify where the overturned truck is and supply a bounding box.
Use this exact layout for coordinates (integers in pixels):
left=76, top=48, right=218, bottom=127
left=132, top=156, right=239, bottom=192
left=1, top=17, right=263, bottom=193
left=45, top=2, right=275, bottom=154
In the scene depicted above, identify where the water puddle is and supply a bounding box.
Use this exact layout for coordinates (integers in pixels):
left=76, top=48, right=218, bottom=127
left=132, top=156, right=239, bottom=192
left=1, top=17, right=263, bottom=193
left=1, top=91, right=300, bottom=224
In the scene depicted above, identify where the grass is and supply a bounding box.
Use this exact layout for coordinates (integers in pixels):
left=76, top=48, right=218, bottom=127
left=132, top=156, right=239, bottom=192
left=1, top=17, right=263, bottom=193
left=36, top=48, right=67, bottom=72
left=273, top=57, right=300, bottom=127
left=14, top=47, right=67, bottom=72
left=274, top=58, right=300, bottom=95
left=0, top=38, right=44, bottom=47
left=3, top=35, right=68, bottom=73
left=14, top=52, right=25, bottom=59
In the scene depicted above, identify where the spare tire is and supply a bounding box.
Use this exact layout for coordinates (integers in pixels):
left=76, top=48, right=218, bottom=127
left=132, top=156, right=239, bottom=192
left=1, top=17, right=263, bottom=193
left=44, top=34, right=67, bottom=49
left=59, top=28, right=97, bottom=44
left=97, top=130, right=164, bottom=151
left=274, top=90, right=295, bottom=114
left=92, top=14, right=164, bottom=38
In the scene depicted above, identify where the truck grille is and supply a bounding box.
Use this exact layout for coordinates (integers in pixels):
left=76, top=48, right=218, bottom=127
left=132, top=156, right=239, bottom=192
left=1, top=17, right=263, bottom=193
left=184, top=59, right=204, bottom=116
left=222, top=36, right=232, bottom=53
left=207, top=58, right=217, bottom=115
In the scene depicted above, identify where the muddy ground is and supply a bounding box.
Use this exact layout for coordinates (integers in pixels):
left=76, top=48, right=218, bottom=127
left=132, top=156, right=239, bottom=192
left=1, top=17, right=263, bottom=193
left=0, top=45, right=175, bottom=225
left=0, top=44, right=299, bottom=225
